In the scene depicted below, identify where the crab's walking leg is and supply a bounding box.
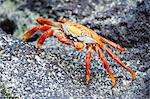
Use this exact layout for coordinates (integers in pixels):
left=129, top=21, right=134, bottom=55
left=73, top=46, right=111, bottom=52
left=38, top=30, right=72, bottom=48
left=37, top=30, right=55, bottom=48
left=56, top=32, right=72, bottom=45
left=96, top=45, right=116, bottom=87
left=36, top=18, right=62, bottom=26
left=22, top=25, right=51, bottom=41
left=105, top=46, right=136, bottom=80
left=86, top=46, right=93, bottom=82
left=100, top=37, right=125, bottom=52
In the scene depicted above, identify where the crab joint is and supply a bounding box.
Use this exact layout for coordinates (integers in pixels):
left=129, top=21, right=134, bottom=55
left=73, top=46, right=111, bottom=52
left=74, top=42, right=85, bottom=50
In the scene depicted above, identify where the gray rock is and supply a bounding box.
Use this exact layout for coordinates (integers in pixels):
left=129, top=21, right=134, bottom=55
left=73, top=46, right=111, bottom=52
left=0, top=27, right=149, bottom=98
left=17, top=0, right=150, bottom=47
left=1, top=0, right=149, bottom=47
left=0, top=0, right=149, bottom=98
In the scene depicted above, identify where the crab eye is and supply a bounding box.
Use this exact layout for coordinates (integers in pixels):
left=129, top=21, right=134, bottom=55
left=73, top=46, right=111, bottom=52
left=74, top=38, right=77, bottom=42
left=70, top=36, right=73, bottom=40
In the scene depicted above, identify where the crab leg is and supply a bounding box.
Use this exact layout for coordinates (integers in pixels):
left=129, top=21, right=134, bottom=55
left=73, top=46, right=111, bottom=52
left=95, top=45, right=116, bottom=87
left=37, top=29, right=56, bottom=48
left=86, top=46, right=93, bottom=82
left=100, top=37, right=125, bottom=52
left=36, top=18, right=62, bottom=26
left=105, top=46, right=136, bottom=80
left=56, top=32, right=72, bottom=45
left=37, top=32, right=47, bottom=48
left=22, top=25, right=51, bottom=41
left=37, top=28, right=73, bottom=48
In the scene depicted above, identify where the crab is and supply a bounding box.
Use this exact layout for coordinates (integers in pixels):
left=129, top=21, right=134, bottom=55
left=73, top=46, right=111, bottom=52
left=22, top=17, right=136, bottom=87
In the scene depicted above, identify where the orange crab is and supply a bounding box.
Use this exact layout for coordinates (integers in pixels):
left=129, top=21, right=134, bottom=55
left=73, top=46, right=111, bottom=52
left=22, top=17, right=136, bottom=87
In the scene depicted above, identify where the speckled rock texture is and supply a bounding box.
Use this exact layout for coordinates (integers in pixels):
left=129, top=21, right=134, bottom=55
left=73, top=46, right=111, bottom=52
left=19, top=0, right=150, bottom=47
left=0, top=0, right=150, bottom=98
left=0, top=29, right=149, bottom=98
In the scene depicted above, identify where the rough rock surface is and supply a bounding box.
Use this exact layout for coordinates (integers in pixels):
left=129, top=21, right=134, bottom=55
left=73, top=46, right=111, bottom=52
left=0, top=29, right=149, bottom=98
left=20, top=0, right=150, bottom=47
left=0, top=0, right=150, bottom=47
left=0, top=0, right=150, bottom=98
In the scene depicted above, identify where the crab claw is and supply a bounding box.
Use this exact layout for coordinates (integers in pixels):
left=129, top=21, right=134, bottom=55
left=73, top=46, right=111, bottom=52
left=73, top=42, right=85, bottom=50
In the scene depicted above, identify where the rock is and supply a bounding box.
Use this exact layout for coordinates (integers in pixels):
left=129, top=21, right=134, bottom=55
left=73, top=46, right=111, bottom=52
left=0, top=0, right=149, bottom=98
left=0, top=18, right=17, bottom=35
left=1, top=0, right=150, bottom=47
left=17, top=0, right=150, bottom=48
left=0, top=28, right=149, bottom=98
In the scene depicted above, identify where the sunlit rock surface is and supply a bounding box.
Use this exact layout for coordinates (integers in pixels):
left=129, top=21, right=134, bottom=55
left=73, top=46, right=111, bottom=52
left=0, top=0, right=149, bottom=98
left=0, top=28, right=149, bottom=98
